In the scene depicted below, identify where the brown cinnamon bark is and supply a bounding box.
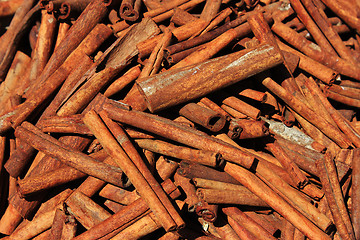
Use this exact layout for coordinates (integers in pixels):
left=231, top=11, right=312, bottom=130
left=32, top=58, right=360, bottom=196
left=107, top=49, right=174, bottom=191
left=266, top=141, right=309, bottom=188
left=194, top=200, right=218, bottom=222
left=74, top=157, right=132, bottom=198
left=97, top=111, right=185, bottom=230
left=48, top=207, right=67, bottom=239
left=26, top=10, right=57, bottom=92
left=40, top=55, right=94, bottom=117
left=200, top=97, right=231, bottom=121
left=102, top=105, right=255, bottom=169
left=0, top=204, right=23, bottom=235
left=170, top=21, right=258, bottom=69
left=104, top=65, right=141, bottom=97
left=99, top=184, right=139, bottom=205
left=352, top=149, right=360, bottom=240
left=158, top=231, right=181, bottom=240
left=54, top=21, right=71, bottom=49
left=83, top=110, right=181, bottom=231
left=315, top=156, right=353, bottom=240
left=61, top=214, right=77, bottom=240
left=8, top=208, right=57, bottom=239
left=301, top=0, right=357, bottom=64
left=41, top=0, right=94, bottom=19
left=156, top=156, right=179, bottom=181
left=222, top=207, right=276, bottom=240
left=320, top=0, right=360, bottom=34
left=197, top=188, right=269, bottom=207
left=57, top=18, right=160, bottom=117
left=36, top=113, right=151, bottom=139
left=290, top=0, right=337, bottom=55
left=0, top=0, right=39, bottom=81
left=170, top=7, right=199, bottom=25
left=151, top=0, right=205, bottom=23
left=174, top=172, right=200, bottom=212
left=324, top=84, right=360, bottom=100
left=119, top=0, right=141, bottom=21
left=304, top=77, right=360, bottom=148
left=324, top=152, right=355, bottom=239
left=0, top=0, right=24, bottom=17
left=340, top=80, right=360, bottom=89
left=139, top=27, right=172, bottom=78
left=225, top=162, right=331, bottom=239
left=110, top=212, right=162, bottom=240
left=16, top=150, right=114, bottom=196
left=296, top=76, right=338, bottom=129
left=199, top=0, right=221, bottom=22
left=137, top=18, right=208, bottom=58
left=142, top=0, right=162, bottom=11
left=166, top=46, right=202, bottom=65
left=164, top=1, right=282, bottom=57
left=37, top=114, right=93, bottom=135
left=104, top=200, right=125, bottom=213
left=137, top=44, right=282, bottom=113
left=14, top=122, right=126, bottom=188
left=224, top=96, right=261, bottom=120
left=192, top=178, right=242, bottom=191
left=232, top=119, right=269, bottom=139
left=135, top=139, right=222, bottom=167
left=0, top=23, right=112, bottom=135
left=227, top=216, right=258, bottom=240
left=197, top=7, right=233, bottom=36
left=73, top=179, right=180, bottom=240
left=2, top=133, right=91, bottom=236
left=0, top=51, right=31, bottom=115
left=276, top=40, right=338, bottom=84
left=218, top=133, right=332, bottom=233
left=198, top=216, right=241, bottom=240
left=324, top=88, right=360, bottom=108
left=143, top=0, right=189, bottom=18
left=65, top=191, right=111, bottom=229
left=262, top=77, right=351, bottom=148
left=178, top=161, right=240, bottom=185
left=25, top=0, right=109, bottom=97
left=221, top=104, right=248, bottom=119
left=179, top=103, right=226, bottom=132
left=272, top=21, right=360, bottom=80
left=238, top=88, right=267, bottom=102
left=244, top=212, right=279, bottom=236
left=277, top=137, right=350, bottom=181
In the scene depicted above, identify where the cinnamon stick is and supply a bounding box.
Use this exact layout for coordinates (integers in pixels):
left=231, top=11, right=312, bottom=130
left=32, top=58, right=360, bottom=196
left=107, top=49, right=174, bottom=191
left=14, top=122, right=127, bottom=188
left=102, top=105, right=255, bottom=169
left=83, top=110, right=181, bottom=231
left=179, top=103, right=226, bottom=132
left=352, top=149, right=360, bottom=240
left=137, top=43, right=282, bottom=113
left=65, top=191, right=112, bottom=229
left=222, top=207, right=276, bottom=240
left=73, top=179, right=180, bottom=240
left=135, top=138, right=223, bottom=167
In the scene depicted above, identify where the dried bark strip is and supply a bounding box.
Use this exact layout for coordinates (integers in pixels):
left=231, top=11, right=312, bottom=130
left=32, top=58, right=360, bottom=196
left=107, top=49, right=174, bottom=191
left=14, top=122, right=126, bottom=188
left=137, top=43, right=282, bottom=112
left=57, top=18, right=160, bottom=116
left=103, top=106, right=255, bottom=169
left=83, top=110, right=179, bottom=231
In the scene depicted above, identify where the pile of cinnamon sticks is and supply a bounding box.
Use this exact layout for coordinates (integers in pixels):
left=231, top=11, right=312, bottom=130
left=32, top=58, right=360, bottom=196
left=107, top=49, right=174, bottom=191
left=0, top=0, right=359, bottom=239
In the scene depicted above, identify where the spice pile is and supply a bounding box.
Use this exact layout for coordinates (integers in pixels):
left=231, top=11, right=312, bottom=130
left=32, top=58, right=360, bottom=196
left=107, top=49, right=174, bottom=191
left=0, top=0, right=359, bottom=239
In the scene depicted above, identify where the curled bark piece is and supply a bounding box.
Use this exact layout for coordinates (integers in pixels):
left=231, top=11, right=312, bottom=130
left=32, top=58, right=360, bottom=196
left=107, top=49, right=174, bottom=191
left=179, top=103, right=226, bottom=132
left=119, top=0, right=141, bottom=21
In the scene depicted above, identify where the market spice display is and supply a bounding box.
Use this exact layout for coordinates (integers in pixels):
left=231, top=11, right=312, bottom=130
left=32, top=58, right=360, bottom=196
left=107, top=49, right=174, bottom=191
left=0, top=0, right=360, bottom=239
